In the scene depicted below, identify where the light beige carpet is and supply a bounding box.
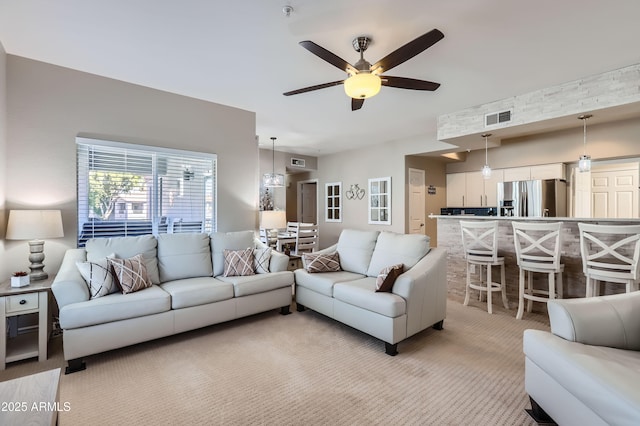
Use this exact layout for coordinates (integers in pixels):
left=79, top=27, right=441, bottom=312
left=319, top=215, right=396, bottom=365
left=1, top=297, right=550, bottom=425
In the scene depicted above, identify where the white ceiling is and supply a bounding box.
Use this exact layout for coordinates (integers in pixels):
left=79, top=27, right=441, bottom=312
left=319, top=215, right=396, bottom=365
left=1, top=0, right=639, bottom=157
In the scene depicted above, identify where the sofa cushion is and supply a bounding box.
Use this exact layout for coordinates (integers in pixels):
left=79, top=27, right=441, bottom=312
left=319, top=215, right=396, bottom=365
left=366, top=232, right=430, bottom=277
left=524, top=329, right=640, bottom=426
left=336, top=229, right=380, bottom=274
left=157, top=233, right=212, bottom=282
left=160, top=277, right=234, bottom=309
left=86, top=235, right=160, bottom=284
left=294, top=269, right=365, bottom=297
left=59, top=285, right=171, bottom=329
left=109, top=254, right=153, bottom=294
left=217, top=271, right=293, bottom=297
left=333, top=278, right=406, bottom=318
left=375, top=264, right=404, bottom=292
left=303, top=251, right=341, bottom=273
left=76, top=254, right=118, bottom=299
left=211, top=231, right=255, bottom=276
left=223, top=249, right=255, bottom=277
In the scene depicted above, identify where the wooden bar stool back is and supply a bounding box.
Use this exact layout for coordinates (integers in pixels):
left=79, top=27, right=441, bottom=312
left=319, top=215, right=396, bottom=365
left=512, top=221, right=564, bottom=319
left=578, top=223, right=640, bottom=297
left=460, top=220, right=509, bottom=314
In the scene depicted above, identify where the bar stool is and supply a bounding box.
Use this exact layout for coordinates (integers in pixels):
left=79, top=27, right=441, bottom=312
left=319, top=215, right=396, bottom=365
left=512, top=221, right=564, bottom=320
left=460, top=221, right=509, bottom=314
left=578, top=223, right=640, bottom=297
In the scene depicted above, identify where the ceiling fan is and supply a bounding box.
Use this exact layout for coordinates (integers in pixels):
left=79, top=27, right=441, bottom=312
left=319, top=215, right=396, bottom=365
left=283, top=29, right=444, bottom=111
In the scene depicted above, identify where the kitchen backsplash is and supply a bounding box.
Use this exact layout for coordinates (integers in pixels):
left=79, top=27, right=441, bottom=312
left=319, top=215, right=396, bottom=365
left=440, top=207, right=497, bottom=216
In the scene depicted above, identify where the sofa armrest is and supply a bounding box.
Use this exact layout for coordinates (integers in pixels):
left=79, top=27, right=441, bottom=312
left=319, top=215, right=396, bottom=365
left=548, top=292, right=640, bottom=350
left=392, top=247, right=448, bottom=337
left=269, top=250, right=289, bottom=272
left=52, top=248, right=90, bottom=310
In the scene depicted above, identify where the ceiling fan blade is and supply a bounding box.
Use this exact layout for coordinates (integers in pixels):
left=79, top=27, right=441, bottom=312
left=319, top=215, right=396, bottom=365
left=299, top=41, right=357, bottom=74
left=381, top=76, right=440, bottom=91
left=371, top=29, right=444, bottom=74
left=351, top=98, right=365, bottom=111
left=283, top=80, right=345, bottom=96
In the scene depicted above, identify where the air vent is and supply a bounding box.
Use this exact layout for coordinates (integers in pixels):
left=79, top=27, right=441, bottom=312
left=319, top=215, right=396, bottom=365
left=290, top=158, right=306, bottom=168
left=485, top=109, right=512, bottom=127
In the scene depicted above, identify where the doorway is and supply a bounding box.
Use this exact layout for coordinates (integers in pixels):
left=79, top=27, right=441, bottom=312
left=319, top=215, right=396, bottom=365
left=297, top=180, right=318, bottom=223
left=408, top=168, right=426, bottom=235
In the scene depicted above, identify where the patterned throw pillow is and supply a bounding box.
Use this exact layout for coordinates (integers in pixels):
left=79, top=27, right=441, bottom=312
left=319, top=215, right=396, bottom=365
left=375, top=264, right=404, bottom=292
left=254, top=248, right=271, bottom=274
left=303, top=252, right=341, bottom=273
left=109, top=254, right=153, bottom=294
left=76, top=254, right=118, bottom=299
left=223, top=248, right=255, bottom=277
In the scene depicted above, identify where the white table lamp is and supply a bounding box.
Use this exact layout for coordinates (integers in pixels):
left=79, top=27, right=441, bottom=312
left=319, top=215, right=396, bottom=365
left=6, top=210, right=64, bottom=281
left=260, top=210, right=286, bottom=231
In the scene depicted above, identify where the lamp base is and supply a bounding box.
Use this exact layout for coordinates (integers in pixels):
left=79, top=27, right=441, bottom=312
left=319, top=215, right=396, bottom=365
left=28, top=240, right=48, bottom=281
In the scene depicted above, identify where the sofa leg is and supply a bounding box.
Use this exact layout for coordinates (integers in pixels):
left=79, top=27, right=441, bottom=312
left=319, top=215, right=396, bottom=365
left=432, top=320, right=444, bottom=330
left=279, top=305, right=291, bottom=315
left=65, top=358, right=86, bottom=374
left=296, top=303, right=306, bottom=312
left=525, top=396, right=557, bottom=425
left=385, top=342, right=398, bottom=356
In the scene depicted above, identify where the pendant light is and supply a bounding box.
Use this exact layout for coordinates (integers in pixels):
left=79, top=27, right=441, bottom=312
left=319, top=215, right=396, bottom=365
left=578, top=114, right=593, bottom=173
left=481, top=133, right=492, bottom=179
left=263, top=137, right=285, bottom=187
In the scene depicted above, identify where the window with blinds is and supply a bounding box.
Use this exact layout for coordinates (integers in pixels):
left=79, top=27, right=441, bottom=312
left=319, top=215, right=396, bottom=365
left=76, top=137, right=217, bottom=247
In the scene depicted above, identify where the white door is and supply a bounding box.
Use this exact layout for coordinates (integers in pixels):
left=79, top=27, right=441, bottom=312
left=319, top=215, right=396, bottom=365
left=591, top=163, right=639, bottom=218
left=573, top=167, right=591, bottom=217
left=408, top=168, right=425, bottom=234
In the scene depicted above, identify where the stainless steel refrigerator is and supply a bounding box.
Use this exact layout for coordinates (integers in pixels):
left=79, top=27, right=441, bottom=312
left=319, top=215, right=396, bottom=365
left=497, top=179, right=567, bottom=217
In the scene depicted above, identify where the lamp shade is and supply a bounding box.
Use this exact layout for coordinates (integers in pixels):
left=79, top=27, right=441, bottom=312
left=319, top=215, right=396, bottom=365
left=344, top=72, right=381, bottom=99
left=260, top=210, right=286, bottom=230
left=6, top=210, right=64, bottom=240
left=263, top=172, right=285, bottom=188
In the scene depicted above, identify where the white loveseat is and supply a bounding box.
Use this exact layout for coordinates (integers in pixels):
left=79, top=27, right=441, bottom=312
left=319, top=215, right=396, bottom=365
left=523, top=292, right=640, bottom=425
left=294, top=229, right=447, bottom=355
left=52, top=231, right=294, bottom=373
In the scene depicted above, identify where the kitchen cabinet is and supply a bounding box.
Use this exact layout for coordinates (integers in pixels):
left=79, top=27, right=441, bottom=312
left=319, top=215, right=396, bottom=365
left=446, top=170, right=503, bottom=207
left=503, top=163, right=565, bottom=182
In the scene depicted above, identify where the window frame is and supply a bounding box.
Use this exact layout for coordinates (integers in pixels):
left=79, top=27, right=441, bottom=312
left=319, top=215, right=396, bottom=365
left=325, top=182, right=342, bottom=223
left=76, top=137, right=217, bottom=247
left=368, top=176, right=391, bottom=225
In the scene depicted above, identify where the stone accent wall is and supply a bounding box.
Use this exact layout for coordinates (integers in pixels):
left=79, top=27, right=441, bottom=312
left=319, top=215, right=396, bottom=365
left=437, top=217, right=638, bottom=313
left=437, top=63, right=640, bottom=141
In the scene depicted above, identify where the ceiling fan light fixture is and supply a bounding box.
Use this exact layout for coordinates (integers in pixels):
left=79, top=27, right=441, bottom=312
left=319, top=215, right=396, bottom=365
left=344, top=72, right=381, bottom=99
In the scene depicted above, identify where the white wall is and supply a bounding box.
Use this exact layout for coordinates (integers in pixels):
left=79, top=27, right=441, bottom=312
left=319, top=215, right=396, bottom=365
left=2, top=55, right=257, bottom=280
left=0, top=41, right=7, bottom=279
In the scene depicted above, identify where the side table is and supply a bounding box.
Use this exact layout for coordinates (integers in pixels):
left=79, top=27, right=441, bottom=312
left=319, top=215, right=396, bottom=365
left=0, top=277, right=53, bottom=370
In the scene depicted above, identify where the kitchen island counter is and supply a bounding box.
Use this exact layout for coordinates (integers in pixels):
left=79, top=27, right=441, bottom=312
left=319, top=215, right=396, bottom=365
left=434, top=215, right=639, bottom=307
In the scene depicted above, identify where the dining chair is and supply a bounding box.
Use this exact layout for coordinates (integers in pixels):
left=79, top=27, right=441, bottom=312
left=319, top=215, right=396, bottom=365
left=578, top=223, right=640, bottom=297
left=460, top=220, right=509, bottom=314
left=512, top=221, right=564, bottom=319
left=292, top=223, right=318, bottom=255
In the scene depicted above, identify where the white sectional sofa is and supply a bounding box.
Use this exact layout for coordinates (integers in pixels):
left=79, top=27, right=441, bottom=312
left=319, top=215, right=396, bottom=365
left=523, top=292, right=640, bottom=425
left=294, top=229, right=448, bottom=355
left=52, top=231, right=294, bottom=373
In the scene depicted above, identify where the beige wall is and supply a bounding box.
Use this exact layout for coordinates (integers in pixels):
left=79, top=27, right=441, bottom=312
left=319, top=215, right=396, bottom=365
left=405, top=156, right=447, bottom=246
left=446, top=117, right=640, bottom=173
left=2, top=55, right=257, bottom=280
left=0, top=42, right=7, bottom=279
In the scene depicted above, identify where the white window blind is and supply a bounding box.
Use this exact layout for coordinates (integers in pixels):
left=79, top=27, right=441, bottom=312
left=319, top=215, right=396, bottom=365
left=76, top=137, right=217, bottom=247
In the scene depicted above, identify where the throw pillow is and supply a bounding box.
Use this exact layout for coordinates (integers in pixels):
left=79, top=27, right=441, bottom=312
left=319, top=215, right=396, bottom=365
left=375, top=264, right=404, bottom=292
left=223, top=248, right=255, bottom=277
left=76, top=254, right=118, bottom=299
left=109, top=254, right=153, bottom=294
left=254, top=248, right=271, bottom=274
left=303, top=252, right=342, bottom=273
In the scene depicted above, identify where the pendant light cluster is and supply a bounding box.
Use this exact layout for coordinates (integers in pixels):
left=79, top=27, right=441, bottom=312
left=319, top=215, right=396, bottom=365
left=481, top=133, right=492, bottom=179
left=578, top=114, right=593, bottom=173
left=263, top=137, right=285, bottom=187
